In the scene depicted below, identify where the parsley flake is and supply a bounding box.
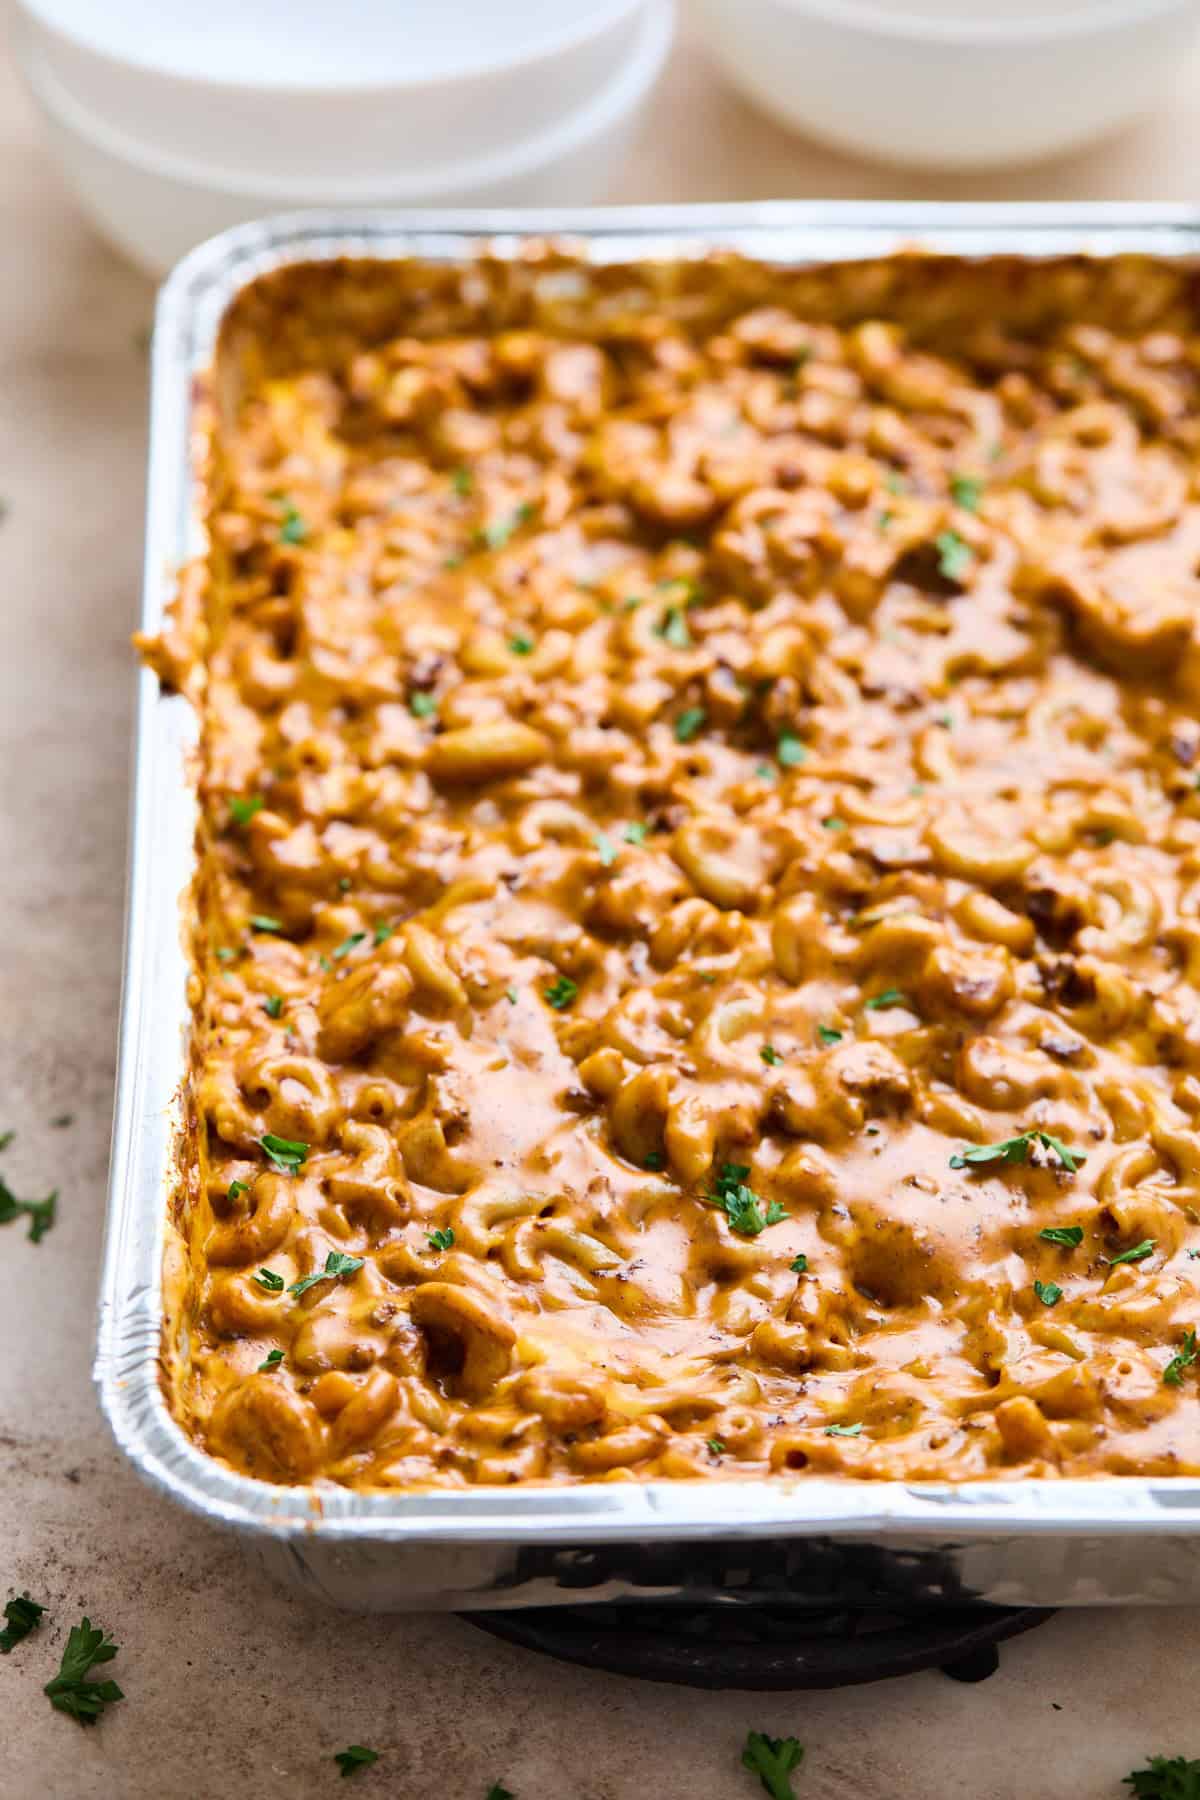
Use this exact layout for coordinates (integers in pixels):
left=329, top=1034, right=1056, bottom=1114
left=228, top=1179, right=249, bottom=1201
left=657, top=605, right=692, bottom=649
left=1107, top=1239, right=1156, bottom=1266
left=817, top=1025, right=843, bottom=1045
left=475, top=503, right=534, bottom=551
left=427, top=1228, right=455, bottom=1252
left=707, top=1437, right=725, bottom=1455
left=504, top=988, right=517, bottom=1005
left=594, top=832, right=618, bottom=867
left=790, top=1254, right=809, bottom=1274
left=409, top=691, right=437, bottom=718
left=1034, top=1279, right=1063, bottom=1307
left=674, top=706, right=706, bottom=744
left=258, top=1348, right=284, bottom=1371
left=777, top=734, right=807, bottom=767
left=705, top=1164, right=787, bottom=1238
left=279, top=503, right=307, bottom=545
left=1039, top=1225, right=1084, bottom=1247
left=452, top=467, right=472, bottom=496
left=508, top=631, right=535, bottom=656
left=0, top=1594, right=45, bottom=1654
left=760, top=1044, right=783, bottom=1066
left=289, top=1250, right=364, bottom=1299
left=0, top=1175, right=56, bottom=1243
left=252, top=1268, right=284, bottom=1293
left=950, top=1130, right=1085, bottom=1175
left=741, top=1732, right=805, bottom=1800
left=0, top=1130, right=12, bottom=1151
left=1124, top=1755, right=1200, bottom=1798
left=623, top=821, right=649, bottom=844
left=373, top=922, right=394, bottom=945
left=823, top=816, right=846, bottom=832
left=826, top=1422, right=863, bottom=1438
left=263, top=995, right=284, bottom=1019
left=544, top=976, right=578, bottom=1010
left=936, top=529, right=973, bottom=582
left=259, top=1133, right=309, bottom=1175
left=43, top=1618, right=123, bottom=1726
left=1164, top=1328, right=1198, bottom=1387
left=865, top=988, right=906, bottom=1011
left=249, top=914, right=284, bottom=934
left=334, top=1745, right=380, bottom=1779
left=951, top=474, right=984, bottom=512
left=485, top=1787, right=515, bottom=1800
left=643, top=1151, right=665, bottom=1172
left=229, top=794, right=264, bottom=827
left=332, top=932, right=367, bottom=960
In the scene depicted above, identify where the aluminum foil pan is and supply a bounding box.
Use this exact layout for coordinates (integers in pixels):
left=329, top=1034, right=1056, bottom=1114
left=98, top=203, right=1200, bottom=1610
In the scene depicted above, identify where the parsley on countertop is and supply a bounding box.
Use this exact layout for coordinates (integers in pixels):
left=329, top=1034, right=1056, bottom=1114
left=0, top=1594, right=44, bottom=1653
left=742, top=1731, right=805, bottom=1800
left=43, top=1618, right=124, bottom=1725
left=334, top=1745, right=380, bottom=1778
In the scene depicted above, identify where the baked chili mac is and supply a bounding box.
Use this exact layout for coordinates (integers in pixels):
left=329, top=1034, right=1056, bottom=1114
left=150, top=248, right=1200, bottom=1488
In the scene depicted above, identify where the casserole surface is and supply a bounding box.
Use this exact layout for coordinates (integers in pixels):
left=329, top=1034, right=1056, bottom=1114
left=163, top=232, right=1200, bottom=1492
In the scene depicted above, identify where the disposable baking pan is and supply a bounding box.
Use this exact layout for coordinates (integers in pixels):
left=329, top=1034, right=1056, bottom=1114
left=99, top=203, right=1200, bottom=1611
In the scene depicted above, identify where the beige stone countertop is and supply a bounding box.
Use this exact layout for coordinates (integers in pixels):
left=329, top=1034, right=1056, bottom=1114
left=5, top=11, right=1200, bottom=1796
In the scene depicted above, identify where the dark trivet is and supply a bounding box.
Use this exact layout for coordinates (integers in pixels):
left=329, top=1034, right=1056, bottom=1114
left=466, top=1601, right=1052, bottom=1692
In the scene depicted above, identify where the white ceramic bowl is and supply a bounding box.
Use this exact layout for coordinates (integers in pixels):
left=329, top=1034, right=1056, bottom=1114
left=22, top=0, right=674, bottom=275
left=13, top=0, right=647, bottom=182
left=691, top=0, right=1200, bottom=171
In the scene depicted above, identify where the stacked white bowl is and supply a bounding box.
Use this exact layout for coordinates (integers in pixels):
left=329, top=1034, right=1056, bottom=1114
left=13, top=0, right=675, bottom=273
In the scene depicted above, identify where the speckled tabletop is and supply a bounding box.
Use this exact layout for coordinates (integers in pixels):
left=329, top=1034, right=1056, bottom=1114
left=5, top=12, right=1200, bottom=1796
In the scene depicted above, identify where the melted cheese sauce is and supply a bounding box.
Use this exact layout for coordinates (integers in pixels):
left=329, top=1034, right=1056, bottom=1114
left=165, top=255, right=1200, bottom=1488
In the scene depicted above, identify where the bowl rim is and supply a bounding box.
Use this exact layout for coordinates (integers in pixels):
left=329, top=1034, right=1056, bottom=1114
left=15, top=0, right=646, bottom=95
left=25, top=0, right=674, bottom=197
left=751, top=0, right=1197, bottom=45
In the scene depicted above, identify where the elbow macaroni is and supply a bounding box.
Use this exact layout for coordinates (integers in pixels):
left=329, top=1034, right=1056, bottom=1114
left=154, top=249, right=1200, bottom=1488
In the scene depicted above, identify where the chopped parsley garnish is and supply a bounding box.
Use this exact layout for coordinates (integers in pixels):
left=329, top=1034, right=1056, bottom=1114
left=249, top=914, right=284, bottom=934
left=643, top=1152, right=665, bottom=1172
left=229, top=794, right=264, bottom=827
left=777, top=734, right=807, bottom=767
left=505, top=988, right=517, bottom=1004
left=475, top=502, right=534, bottom=551
left=409, top=691, right=437, bottom=718
left=594, top=832, right=618, bottom=867
left=252, top=1268, right=284, bottom=1293
left=674, top=706, right=706, bottom=744
left=228, top=1179, right=249, bottom=1201
left=817, top=1025, right=843, bottom=1045
left=288, top=1250, right=365, bottom=1298
left=657, top=606, right=692, bottom=649
left=258, top=1348, right=284, bottom=1371
left=1034, top=1279, right=1063, bottom=1307
left=427, top=1228, right=455, bottom=1252
left=485, top=1787, right=515, bottom=1800
left=1164, top=1328, right=1198, bottom=1387
left=822, top=816, right=846, bottom=831
left=0, top=1594, right=45, bottom=1654
left=452, top=467, right=472, bottom=496
left=885, top=470, right=906, bottom=494
left=705, top=1163, right=787, bottom=1238
left=215, top=946, right=239, bottom=964
left=544, top=976, right=578, bottom=1010
left=0, top=1130, right=12, bottom=1151
left=790, top=1254, right=808, bottom=1274
left=259, top=1133, right=309, bottom=1174
left=865, top=988, right=906, bottom=1011
left=741, top=1733, right=805, bottom=1800
left=1039, top=1225, right=1084, bottom=1247
left=826, top=1422, right=863, bottom=1438
left=43, top=1618, right=123, bottom=1725
left=951, top=474, right=984, bottom=512
left=333, top=931, right=367, bottom=960
left=623, top=821, right=649, bottom=844
left=373, top=922, right=394, bottom=945
left=707, top=1437, right=725, bottom=1455
left=935, top=529, right=973, bottom=582
left=279, top=503, right=307, bottom=545
left=508, top=631, right=535, bottom=656
left=1124, top=1755, right=1200, bottom=1798
left=950, top=1130, right=1085, bottom=1174
left=334, top=1745, right=380, bottom=1778
left=263, top=995, right=284, bottom=1019
left=760, top=1044, right=783, bottom=1066
left=0, top=1175, right=56, bottom=1243
left=1107, top=1239, right=1156, bottom=1266
left=756, top=763, right=777, bottom=782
